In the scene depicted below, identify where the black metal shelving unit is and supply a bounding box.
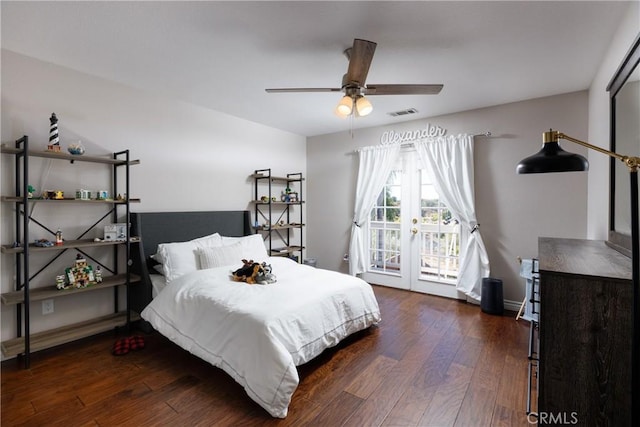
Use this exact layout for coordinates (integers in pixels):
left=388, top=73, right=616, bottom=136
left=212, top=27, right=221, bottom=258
left=251, top=168, right=304, bottom=262
left=0, top=137, right=141, bottom=367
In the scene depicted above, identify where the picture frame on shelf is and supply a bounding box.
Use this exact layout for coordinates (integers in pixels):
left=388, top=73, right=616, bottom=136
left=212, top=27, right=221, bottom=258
left=104, top=223, right=127, bottom=241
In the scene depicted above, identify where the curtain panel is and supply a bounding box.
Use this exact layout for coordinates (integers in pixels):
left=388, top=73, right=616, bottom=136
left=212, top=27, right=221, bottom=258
left=349, top=144, right=401, bottom=275
left=414, top=134, right=490, bottom=300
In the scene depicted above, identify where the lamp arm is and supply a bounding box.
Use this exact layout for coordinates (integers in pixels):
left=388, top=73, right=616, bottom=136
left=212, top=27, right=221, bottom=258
left=554, top=131, right=640, bottom=172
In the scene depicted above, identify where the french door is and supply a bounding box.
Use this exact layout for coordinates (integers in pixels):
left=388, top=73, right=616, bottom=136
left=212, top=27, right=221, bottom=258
left=360, top=151, right=465, bottom=299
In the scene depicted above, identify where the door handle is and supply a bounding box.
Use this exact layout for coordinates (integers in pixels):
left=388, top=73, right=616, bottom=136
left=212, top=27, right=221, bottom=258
left=411, top=227, right=418, bottom=235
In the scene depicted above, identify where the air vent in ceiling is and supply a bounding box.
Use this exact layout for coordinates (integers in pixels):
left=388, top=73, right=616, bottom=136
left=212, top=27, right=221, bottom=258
left=388, top=108, right=418, bottom=117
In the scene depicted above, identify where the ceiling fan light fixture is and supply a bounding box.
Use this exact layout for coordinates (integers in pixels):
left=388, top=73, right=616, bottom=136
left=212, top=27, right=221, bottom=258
left=265, top=39, right=443, bottom=120
left=336, top=95, right=353, bottom=117
left=355, top=95, right=373, bottom=116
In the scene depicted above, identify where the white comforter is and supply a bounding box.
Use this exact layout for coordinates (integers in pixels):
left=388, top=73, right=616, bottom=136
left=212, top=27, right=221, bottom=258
left=141, top=257, right=381, bottom=418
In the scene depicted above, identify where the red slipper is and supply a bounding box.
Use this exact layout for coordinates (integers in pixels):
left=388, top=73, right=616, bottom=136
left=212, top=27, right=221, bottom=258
left=112, top=337, right=130, bottom=356
left=128, top=335, right=145, bottom=351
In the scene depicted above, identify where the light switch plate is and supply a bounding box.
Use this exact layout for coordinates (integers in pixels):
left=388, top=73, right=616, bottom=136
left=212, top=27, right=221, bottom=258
left=42, top=299, right=54, bottom=315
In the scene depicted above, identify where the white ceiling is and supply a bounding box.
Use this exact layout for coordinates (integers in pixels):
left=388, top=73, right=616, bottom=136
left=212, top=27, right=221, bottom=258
left=1, top=1, right=633, bottom=137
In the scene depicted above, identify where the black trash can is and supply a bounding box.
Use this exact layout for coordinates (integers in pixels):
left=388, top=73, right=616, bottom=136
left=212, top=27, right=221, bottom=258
left=481, top=277, right=504, bottom=315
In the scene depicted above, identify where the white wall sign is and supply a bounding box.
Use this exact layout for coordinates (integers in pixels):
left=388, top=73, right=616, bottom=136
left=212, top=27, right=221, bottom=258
left=380, top=123, right=447, bottom=145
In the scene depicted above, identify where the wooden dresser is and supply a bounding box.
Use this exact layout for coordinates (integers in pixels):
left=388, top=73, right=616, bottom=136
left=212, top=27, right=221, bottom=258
left=538, top=237, right=632, bottom=425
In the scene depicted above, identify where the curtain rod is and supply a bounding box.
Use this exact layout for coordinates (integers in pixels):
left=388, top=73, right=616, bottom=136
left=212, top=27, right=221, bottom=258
left=351, top=131, right=493, bottom=153
left=474, top=131, right=492, bottom=137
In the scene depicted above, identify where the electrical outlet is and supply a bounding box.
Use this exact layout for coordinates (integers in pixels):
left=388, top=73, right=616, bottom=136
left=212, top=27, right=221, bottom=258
left=42, top=299, right=54, bottom=315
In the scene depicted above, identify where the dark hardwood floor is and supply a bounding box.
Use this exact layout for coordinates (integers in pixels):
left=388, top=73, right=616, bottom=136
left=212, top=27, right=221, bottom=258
left=2, top=285, right=532, bottom=426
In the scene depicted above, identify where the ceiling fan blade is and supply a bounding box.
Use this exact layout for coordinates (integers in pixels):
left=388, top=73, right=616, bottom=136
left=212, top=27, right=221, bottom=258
left=345, top=39, right=377, bottom=86
left=364, top=84, right=444, bottom=95
left=265, top=88, right=342, bottom=93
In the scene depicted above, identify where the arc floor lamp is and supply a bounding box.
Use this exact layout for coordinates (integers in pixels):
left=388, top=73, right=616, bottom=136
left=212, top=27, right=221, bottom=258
left=517, top=129, right=639, bottom=425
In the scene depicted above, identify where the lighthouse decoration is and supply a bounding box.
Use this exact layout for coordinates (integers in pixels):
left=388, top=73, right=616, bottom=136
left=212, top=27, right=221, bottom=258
left=47, top=113, right=61, bottom=152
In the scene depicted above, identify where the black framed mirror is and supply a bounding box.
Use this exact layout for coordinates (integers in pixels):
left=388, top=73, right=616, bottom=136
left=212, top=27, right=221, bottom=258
left=607, top=33, right=640, bottom=258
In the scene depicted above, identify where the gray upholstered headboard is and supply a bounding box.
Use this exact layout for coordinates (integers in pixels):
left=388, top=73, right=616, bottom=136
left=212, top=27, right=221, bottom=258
left=129, top=210, right=252, bottom=314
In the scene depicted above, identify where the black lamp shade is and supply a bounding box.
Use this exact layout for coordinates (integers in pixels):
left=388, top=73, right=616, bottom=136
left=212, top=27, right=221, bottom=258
left=516, top=141, right=589, bottom=174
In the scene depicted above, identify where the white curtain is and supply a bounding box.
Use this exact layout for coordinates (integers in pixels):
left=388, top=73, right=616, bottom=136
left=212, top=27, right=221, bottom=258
left=414, top=134, right=490, bottom=300
left=349, top=144, right=401, bottom=275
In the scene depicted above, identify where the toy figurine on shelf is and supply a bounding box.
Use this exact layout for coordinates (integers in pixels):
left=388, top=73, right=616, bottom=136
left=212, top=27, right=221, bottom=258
left=67, top=141, right=85, bottom=155
left=55, top=229, right=63, bottom=245
left=27, top=185, right=36, bottom=198
left=55, top=275, right=66, bottom=290
left=95, top=266, right=103, bottom=283
left=63, top=253, right=96, bottom=289
left=35, top=239, right=54, bottom=247
left=47, top=113, right=61, bottom=152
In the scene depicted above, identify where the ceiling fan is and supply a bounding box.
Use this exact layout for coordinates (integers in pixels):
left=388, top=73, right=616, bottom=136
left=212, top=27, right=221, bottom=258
left=265, top=38, right=443, bottom=118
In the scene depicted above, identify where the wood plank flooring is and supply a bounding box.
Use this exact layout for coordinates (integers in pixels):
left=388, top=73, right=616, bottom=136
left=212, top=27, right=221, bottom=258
left=1, top=285, right=532, bottom=426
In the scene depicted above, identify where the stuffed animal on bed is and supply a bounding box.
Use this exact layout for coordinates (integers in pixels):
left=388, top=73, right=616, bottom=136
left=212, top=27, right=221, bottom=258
left=231, top=259, right=262, bottom=284
left=255, top=263, right=277, bottom=285
left=231, top=259, right=276, bottom=285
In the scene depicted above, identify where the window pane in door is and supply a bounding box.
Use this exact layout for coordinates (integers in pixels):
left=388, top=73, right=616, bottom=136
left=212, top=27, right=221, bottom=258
left=419, top=170, right=459, bottom=282
left=368, top=171, right=401, bottom=275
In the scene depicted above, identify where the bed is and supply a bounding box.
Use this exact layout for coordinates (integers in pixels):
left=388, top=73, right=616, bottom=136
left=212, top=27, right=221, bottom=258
left=129, top=210, right=381, bottom=418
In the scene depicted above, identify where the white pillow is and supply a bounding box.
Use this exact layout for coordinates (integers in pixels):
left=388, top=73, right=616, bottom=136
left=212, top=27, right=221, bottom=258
left=154, top=232, right=222, bottom=264
left=221, top=234, right=269, bottom=262
left=197, top=242, right=244, bottom=269
left=156, top=233, right=222, bottom=283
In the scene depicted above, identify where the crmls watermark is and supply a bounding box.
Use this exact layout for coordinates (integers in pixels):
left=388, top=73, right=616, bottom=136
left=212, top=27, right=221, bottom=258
left=528, top=412, right=579, bottom=425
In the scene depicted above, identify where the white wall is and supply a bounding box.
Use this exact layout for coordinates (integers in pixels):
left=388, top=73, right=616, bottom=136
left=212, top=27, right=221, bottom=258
left=307, top=91, right=589, bottom=305
left=587, top=1, right=640, bottom=239
left=0, top=50, right=306, bottom=347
